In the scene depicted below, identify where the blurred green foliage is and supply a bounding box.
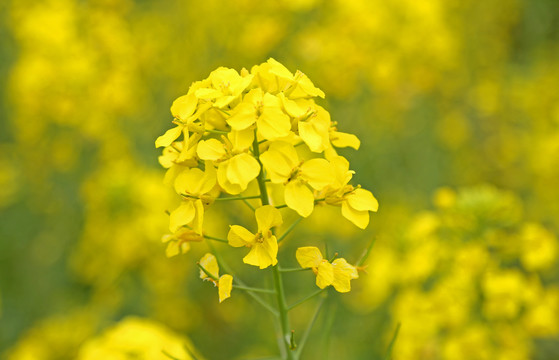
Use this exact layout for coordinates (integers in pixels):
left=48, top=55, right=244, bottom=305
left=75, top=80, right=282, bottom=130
left=1, top=0, right=558, bottom=359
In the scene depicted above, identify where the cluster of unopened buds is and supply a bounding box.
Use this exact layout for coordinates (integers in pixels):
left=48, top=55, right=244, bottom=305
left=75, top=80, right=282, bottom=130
left=156, top=58, right=378, bottom=306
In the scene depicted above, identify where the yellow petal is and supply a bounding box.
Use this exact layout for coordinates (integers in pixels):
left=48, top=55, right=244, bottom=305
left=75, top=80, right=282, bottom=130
left=296, top=246, right=324, bottom=269
left=218, top=274, right=233, bottom=303
left=226, top=153, right=260, bottom=188
left=260, top=141, right=299, bottom=183
left=341, top=201, right=370, bottom=229
left=285, top=180, right=314, bottom=217
left=192, top=199, right=205, bottom=234
left=228, top=225, right=255, bottom=247
left=169, top=201, right=195, bottom=232
left=165, top=241, right=190, bottom=258
left=227, top=102, right=257, bottom=130
left=258, top=94, right=291, bottom=140
left=331, top=131, right=360, bottom=150
left=199, top=253, right=219, bottom=280
left=255, top=205, right=283, bottom=233
left=347, top=189, right=379, bottom=212
left=155, top=126, right=183, bottom=148
left=331, top=258, right=358, bottom=293
left=195, top=87, right=222, bottom=99
left=299, top=121, right=325, bottom=153
left=217, top=162, right=243, bottom=195
left=197, top=139, right=226, bottom=161
left=243, top=235, right=278, bottom=269
left=267, top=58, right=294, bottom=80
left=330, top=156, right=354, bottom=188
left=279, top=93, right=308, bottom=118
left=300, top=158, right=334, bottom=190
left=170, top=94, right=197, bottom=120
left=214, top=95, right=237, bottom=109
left=296, top=74, right=325, bottom=98
left=316, top=261, right=334, bottom=289
left=228, top=128, right=254, bottom=151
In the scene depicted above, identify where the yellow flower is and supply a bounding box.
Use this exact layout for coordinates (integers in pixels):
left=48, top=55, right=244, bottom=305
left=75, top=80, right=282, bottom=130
left=161, top=228, right=203, bottom=258
left=279, top=94, right=331, bottom=153
left=194, top=67, right=253, bottom=108
left=227, top=205, right=282, bottom=269
left=227, top=88, right=291, bottom=140
left=296, top=246, right=358, bottom=292
left=168, top=164, right=217, bottom=234
left=260, top=141, right=334, bottom=217
left=321, top=156, right=378, bottom=229
left=197, top=129, right=260, bottom=194
left=251, top=58, right=325, bottom=99
left=199, top=253, right=233, bottom=303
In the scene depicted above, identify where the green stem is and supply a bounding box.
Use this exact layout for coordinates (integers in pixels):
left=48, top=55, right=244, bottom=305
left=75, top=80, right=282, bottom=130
left=203, top=234, right=228, bottom=243
left=241, top=198, right=256, bottom=211
left=356, top=237, right=377, bottom=267
left=295, top=295, right=326, bottom=359
left=278, top=267, right=310, bottom=273
left=253, top=131, right=295, bottom=360
left=233, top=285, right=276, bottom=294
left=205, top=128, right=229, bottom=134
left=206, top=241, right=278, bottom=317
left=287, top=288, right=325, bottom=311
left=277, top=217, right=303, bottom=243
left=214, top=195, right=261, bottom=201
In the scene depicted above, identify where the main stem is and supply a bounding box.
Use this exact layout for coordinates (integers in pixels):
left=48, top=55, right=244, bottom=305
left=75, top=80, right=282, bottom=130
left=253, top=134, right=295, bottom=360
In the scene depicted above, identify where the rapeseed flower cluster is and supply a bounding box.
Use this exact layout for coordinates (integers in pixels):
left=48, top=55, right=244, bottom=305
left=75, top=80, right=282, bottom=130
left=156, top=59, right=377, bottom=301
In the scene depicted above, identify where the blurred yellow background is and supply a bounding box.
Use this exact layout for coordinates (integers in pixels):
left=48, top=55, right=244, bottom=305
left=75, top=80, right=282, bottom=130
left=1, top=0, right=558, bottom=359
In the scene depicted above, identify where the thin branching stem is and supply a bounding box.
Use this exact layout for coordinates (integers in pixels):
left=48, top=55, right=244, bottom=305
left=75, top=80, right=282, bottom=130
left=295, top=295, right=326, bottom=359
left=277, top=217, right=303, bottom=243
left=287, top=288, right=325, bottom=311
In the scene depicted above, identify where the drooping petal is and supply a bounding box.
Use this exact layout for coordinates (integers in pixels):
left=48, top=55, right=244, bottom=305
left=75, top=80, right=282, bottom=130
left=243, top=235, right=278, bottom=269
left=174, top=168, right=205, bottom=195
left=300, top=158, right=334, bottom=190
left=227, top=225, right=255, bottom=247
left=197, top=139, right=226, bottom=161
left=316, top=261, right=334, bottom=289
left=169, top=201, right=195, bottom=232
left=279, top=93, right=308, bottom=118
left=255, top=205, right=283, bottom=233
left=341, top=201, right=370, bottom=229
left=218, top=274, right=233, bottom=303
left=155, top=126, right=183, bottom=148
left=330, top=156, right=354, bottom=188
left=347, top=188, right=379, bottom=212
left=267, top=58, right=294, bottom=80
left=199, top=253, right=219, bottom=280
left=296, top=246, right=324, bottom=269
left=226, top=153, right=260, bottom=188
left=285, top=180, right=314, bottom=217
left=170, top=93, right=197, bottom=120
left=331, top=131, right=360, bottom=150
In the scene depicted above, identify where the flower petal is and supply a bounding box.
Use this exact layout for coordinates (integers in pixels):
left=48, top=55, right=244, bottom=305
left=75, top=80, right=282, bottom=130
left=171, top=93, right=197, bottom=120
left=331, top=131, right=360, bottom=150
left=300, top=158, right=334, bottom=190
left=197, top=139, right=226, bottom=161
left=218, top=274, right=233, bottom=303
left=316, top=261, right=334, bottom=289
left=285, top=180, right=314, bottom=217
left=243, top=235, right=278, bottom=269
left=255, top=205, right=283, bottom=233
left=341, top=201, right=370, bottom=229
left=347, top=188, right=379, bottom=212
left=331, top=258, right=358, bottom=293
left=199, top=253, right=220, bottom=279
left=169, top=201, right=195, bottom=232
left=155, top=126, right=183, bottom=148
left=226, top=153, right=260, bottom=188
left=296, top=247, right=324, bottom=269
left=227, top=225, right=255, bottom=247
